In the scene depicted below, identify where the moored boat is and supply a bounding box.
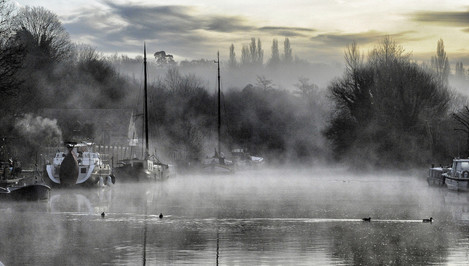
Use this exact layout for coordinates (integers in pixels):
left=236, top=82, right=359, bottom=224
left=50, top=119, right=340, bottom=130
left=113, top=43, right=172, bottom=182
left=427, top=165, right=449, bottom=186
left=201, top=150, right=234, bottom=174
left=44, top=142, right=114, bottom=188
left=231, top=148, right=264, bottom=169
left=114, top=157, right=171, bottom=182
left=0, top=181, right=50, bottom=201
left=0, top=164, right=50, bottom=201
left=443, top=159, right=469, bottom=191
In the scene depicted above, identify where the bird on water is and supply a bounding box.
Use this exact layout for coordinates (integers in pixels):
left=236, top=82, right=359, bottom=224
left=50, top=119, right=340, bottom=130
left=423, top=217, right=433, bottom=223
left=159, top=213, right=163, bottom=219
left=101, top=212, right=105, bottom=218
left=362, top=217, right=371, bottom=222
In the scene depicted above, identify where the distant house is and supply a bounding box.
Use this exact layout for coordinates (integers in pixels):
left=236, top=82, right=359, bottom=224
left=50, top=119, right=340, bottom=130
left=39, top=108, right=137, bottom=146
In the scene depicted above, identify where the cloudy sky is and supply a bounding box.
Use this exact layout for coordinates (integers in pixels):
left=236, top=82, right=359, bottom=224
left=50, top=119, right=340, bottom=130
left=13, top=0, right=469, bottom=66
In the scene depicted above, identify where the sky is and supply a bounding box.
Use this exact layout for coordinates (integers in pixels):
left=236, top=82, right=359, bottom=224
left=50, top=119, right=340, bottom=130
left=12, top=0, right=469, bottom=67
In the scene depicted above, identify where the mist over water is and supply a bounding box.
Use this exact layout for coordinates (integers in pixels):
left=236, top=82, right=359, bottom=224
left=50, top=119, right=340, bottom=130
left=1, top=166, right=469, bottom=265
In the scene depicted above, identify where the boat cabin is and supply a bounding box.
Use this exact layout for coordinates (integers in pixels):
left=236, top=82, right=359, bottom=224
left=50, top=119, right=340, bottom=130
left=449, top=159, right=469, bottom=178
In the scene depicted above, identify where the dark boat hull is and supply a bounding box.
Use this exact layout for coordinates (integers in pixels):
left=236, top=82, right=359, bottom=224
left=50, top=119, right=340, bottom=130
left=114, top=160, right=171, bottom=182
left=0, top=183, right=51, bottom=201
left=59, top=152, right=79, bottom=186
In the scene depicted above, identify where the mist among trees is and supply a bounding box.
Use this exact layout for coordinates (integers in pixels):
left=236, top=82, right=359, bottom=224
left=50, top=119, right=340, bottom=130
left=2, top=0, right=469, bottom=169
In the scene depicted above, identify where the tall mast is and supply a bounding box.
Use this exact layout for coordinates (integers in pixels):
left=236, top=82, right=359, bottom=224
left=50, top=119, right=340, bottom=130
left=217, top=51, right=221, bottom=155
left=144, top=43, right=149, bottom=159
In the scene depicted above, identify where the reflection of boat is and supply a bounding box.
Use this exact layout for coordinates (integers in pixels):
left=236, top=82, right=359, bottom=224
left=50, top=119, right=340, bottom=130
left=113, top=44, right=172, bottom=182
left=427, top=165, right=449, bottom=186
left=0, top=162, right=50, bottom=201
left=49, top=189, right=112, bottom=214
left=443, top=159, right=469, bottom=191
left=443, top=191, right=469, bottom=222
left=44, top=142, right=114, bottom=187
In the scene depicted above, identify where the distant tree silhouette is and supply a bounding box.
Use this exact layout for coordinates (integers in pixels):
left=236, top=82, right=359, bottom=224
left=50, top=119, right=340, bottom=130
left=283, top=38, right=292, bottom=64
left=154, top=51, right=175, bottom=66
left=455, top=62, right=465, bottom=80
left=228, top=43, right=237, bottom=68
left=256, top=76, right=274, bottom=91
left=431, top=39, right=450, bottom=85
left=325, top=37, right=450, bottom=167
left=269, top=39, right=280, bottom=67
left=12, top=6, right=73, bottom=63
left=249, top=37, right=257, bottom=65
left=256, top=38, right=263, bottom=65
left=241, top=44, right=250, bottom=66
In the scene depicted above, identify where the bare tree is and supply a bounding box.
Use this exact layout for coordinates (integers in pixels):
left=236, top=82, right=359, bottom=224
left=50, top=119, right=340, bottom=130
left=369, top=35, right=410, bottom=67
left=0, top=0, right=14, bottom=39
left=453, top=106, right=469, bottom=157
left=326, top=36, right=450, bottom=166
left=256, top=75, right=274, bottom=91
left=76, top=44, right=101, bottom=63
left=0, top=0, right=23, bottom=97
left=295, top=77, right=318, bottom=98
left=344, top=41, right=363, bottom=75
left=13, top=6, right=73, bottom=62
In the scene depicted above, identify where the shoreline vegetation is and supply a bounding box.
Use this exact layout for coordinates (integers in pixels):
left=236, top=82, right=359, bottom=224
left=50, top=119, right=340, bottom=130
left=1, top=1, right=469, bottom=170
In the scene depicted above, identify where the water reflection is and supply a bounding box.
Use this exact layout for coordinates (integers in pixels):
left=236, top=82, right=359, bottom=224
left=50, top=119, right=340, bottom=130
left=2, top=168, right=469, bottom=264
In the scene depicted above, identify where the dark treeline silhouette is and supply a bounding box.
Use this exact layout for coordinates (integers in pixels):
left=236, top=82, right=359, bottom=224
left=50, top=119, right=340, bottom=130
left=324, top=37, right=468, bottom=168
left=0, top=3, right=133, bottom=164
left=2, top=1, right=469, bottom=168
left=147, top=68, right=329, bottom=165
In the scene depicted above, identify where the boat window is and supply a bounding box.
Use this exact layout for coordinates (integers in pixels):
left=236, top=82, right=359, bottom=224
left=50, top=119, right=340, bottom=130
left=456, top=161, right=469, bottom=171
left=81, top=167, right=87, bottom=174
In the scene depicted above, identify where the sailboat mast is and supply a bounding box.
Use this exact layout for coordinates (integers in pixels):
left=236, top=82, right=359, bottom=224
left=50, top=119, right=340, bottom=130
left=144, top=43, right=149, bottom=159
left=217, top=51, right=221, bottom=155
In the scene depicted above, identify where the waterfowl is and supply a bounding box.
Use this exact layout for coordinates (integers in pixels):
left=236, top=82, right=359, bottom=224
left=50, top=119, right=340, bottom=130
left=159, top=213, right=163, bottom=219
left=423, top=217, right=433, bottom=223
left=101, top=212, right=105, bottom=218
left=362, top=217, right=371, bottom=222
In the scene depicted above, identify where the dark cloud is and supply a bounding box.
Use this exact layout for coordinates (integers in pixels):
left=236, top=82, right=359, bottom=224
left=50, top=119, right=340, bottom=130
left=259, top=26, right=315, bottom=37
left=205, top=16, right=254, bottom=32
left=63, top=1, right=261, bottom=57
left=310, top=30, right=419, bottom=48
left=411, top=10, right=469, bottom=29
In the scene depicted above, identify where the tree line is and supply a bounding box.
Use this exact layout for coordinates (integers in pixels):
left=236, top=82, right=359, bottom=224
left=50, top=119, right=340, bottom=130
left=0, top=1, right=328, bottom=165
left=2, top=0, right=469, bottom=169
left=325, top=37, right=469, bottom=168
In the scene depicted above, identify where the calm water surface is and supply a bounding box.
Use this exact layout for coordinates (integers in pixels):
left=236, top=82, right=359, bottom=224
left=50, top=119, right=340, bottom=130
left=1, top=167, right=469, bottom=265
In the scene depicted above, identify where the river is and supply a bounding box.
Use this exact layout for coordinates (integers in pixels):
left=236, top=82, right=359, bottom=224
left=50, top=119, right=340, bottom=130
left=1, top=166, right=468, bottom=265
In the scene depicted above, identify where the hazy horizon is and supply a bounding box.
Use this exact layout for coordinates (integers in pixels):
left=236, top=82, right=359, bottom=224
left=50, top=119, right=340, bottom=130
left=12, top=0, right=469, bottom=67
